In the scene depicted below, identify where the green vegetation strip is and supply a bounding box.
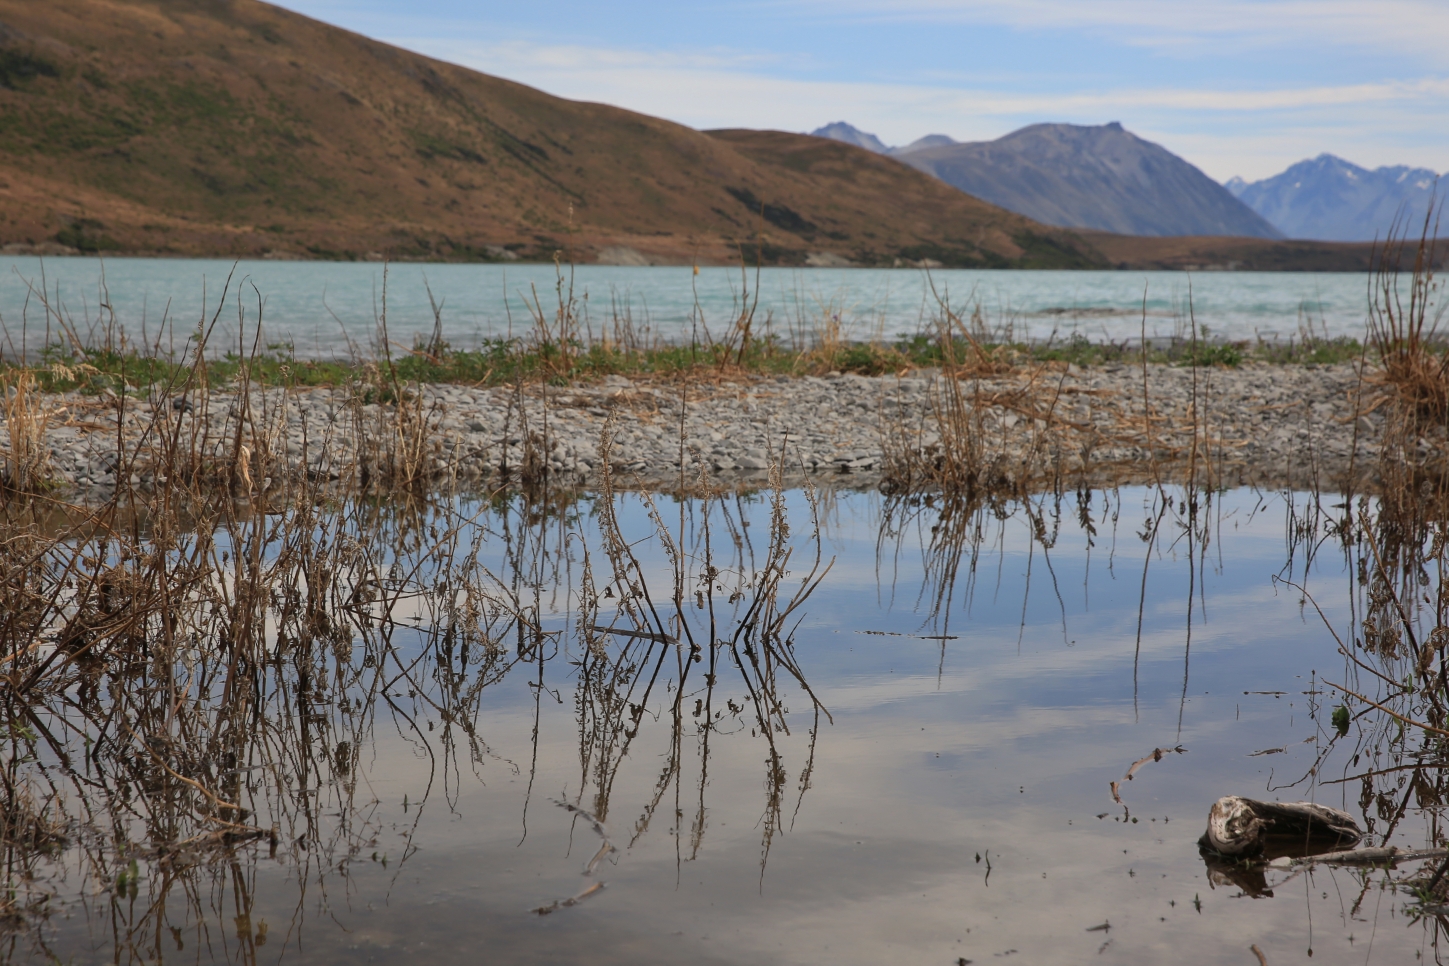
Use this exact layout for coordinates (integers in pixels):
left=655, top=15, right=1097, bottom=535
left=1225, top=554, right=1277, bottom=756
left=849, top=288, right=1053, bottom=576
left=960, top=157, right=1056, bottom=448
left=1, top=333, right=1368, bottom=396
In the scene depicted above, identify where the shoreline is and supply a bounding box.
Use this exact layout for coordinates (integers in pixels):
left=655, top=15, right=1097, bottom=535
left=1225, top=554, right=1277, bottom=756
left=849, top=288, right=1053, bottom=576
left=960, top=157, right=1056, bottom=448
left=3, top=360, right=1401, bottom=502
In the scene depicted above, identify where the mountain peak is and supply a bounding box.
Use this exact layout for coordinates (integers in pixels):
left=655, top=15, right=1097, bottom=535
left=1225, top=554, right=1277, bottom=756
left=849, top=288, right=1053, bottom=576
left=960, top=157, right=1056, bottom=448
left=1233, top=156, right=1441, bottom=241
left=895, top=122, right=1281, bottom=238
left=809, top=122, right=889, bottom=154
left=892, top=134, right=956, bottom=156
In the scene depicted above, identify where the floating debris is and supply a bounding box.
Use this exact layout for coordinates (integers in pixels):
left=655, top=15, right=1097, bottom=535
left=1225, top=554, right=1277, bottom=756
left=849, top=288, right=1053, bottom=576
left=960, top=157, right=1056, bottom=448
left=1110, top=745, right=1186, bottom=806
left=1269, top=846, right=1449, bottom=869
left=1199, top=796, right=1361, bottom=857
left=528, top=800, right=620, bottom=915
left=531, top=882, right=606, bottom=916
left=1125, top=746, right=1186, bottom=781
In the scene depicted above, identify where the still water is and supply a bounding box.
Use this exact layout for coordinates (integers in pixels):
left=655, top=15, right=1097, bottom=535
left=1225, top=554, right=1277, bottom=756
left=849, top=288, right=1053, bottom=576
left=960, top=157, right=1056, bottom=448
left=0, top=257, right=1371, bottom=359
left=8, top=483, right=1442, bottom=965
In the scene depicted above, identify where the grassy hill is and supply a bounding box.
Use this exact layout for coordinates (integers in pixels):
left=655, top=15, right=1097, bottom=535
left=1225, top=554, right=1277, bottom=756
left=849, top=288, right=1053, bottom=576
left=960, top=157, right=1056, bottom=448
left=0, top=0, right=1104, bottom=268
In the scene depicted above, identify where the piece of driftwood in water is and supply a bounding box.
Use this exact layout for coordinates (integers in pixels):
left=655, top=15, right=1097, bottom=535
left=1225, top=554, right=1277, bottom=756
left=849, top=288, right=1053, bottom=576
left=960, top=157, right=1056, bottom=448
left=1200, top=796, right=1362, bottom=857
left=1269, top=846, right=1449, bottom=868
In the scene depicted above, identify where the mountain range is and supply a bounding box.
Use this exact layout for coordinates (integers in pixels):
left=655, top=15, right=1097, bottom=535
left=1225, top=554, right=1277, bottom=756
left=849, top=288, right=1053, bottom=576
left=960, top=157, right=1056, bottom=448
left=814, top=122, right=1443, bottom=244
left=810, top=122, right=955, bottom=159
left=810, top=122, right=1281, bottom=239
left=0, top=0, right=1104, bottom=268
left=0, top=1, right=1399, bottom=271
left=1226, top=155, right=1442, bottom=242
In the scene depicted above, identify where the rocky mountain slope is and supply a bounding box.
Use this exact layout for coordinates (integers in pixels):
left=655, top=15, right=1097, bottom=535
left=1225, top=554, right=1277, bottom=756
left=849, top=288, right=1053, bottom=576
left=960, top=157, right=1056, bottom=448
left=1226, top=155, right=1442, bottom=241
left=0, top=0, right=1100, bottom=267
left=893, top=123, right=1282, bottom=239
left=812, top=121, right=1280, bottom=238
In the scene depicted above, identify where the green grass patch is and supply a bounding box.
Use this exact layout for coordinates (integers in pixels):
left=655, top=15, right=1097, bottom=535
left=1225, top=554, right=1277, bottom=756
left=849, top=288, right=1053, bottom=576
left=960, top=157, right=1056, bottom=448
left=1, top=329, right=1378, bottom=400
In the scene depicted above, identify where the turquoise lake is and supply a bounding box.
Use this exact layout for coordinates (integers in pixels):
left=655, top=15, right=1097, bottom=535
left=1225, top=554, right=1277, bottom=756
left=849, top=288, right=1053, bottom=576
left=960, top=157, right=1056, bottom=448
left=0, top=257, right=1373, bottom=359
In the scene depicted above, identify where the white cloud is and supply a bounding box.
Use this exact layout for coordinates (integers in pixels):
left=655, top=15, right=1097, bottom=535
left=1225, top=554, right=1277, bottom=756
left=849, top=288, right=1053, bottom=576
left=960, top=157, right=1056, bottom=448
left=793, top=0, right=1449, bottom=64
left=468, top=39, right=784, bottom=74
left=268, top=1, right=1449, bottom=181
left=395, top=36, right=1449, bottom=179
left=410, top=36, right=1449, bottom=116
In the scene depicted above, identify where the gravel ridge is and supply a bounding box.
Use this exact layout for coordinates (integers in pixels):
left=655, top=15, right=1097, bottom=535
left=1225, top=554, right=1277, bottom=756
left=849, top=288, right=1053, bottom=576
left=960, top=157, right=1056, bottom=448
left=5, top=361, right=1392, bottom=498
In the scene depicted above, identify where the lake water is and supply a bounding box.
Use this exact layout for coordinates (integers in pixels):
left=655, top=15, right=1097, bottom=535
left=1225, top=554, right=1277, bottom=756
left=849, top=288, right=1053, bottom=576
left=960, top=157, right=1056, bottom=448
left=0, top=256, right=1374, bottom=360
left=10, top=483, right=1445, bottom=965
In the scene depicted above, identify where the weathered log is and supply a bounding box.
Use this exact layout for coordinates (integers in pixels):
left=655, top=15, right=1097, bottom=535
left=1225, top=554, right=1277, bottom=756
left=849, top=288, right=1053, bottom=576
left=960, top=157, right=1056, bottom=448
left=1199, top=795, right=1362, bottom=857
left=1270, top=846, right=1449, bottom=868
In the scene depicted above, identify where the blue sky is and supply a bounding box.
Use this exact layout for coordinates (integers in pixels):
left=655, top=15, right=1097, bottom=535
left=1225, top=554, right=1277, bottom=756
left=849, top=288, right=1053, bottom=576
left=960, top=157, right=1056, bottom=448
left=269, top=0, right=1448, bottom=182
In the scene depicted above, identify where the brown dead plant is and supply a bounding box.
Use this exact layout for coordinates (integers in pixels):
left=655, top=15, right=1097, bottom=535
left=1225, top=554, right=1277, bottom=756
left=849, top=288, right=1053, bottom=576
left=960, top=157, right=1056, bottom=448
left=1368, top=201, right=1445, bottom=421
left=1365, top=200, right=1449, bottom=515
left=0, top=370, right=52, bottom=499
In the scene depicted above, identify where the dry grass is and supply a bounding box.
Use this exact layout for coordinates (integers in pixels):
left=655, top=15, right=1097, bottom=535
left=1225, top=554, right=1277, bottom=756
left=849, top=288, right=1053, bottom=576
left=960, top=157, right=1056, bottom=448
left=0, top=383, right=833, bottom=953
left=1368, top=208, right=1447, bottom=420
left=1265, top=221, right=1449, bottom=920
left=876, top=280, right=1264, bottom=498
left=1361, top=203, right=1449, bottom=524
left=0, top=371, right=52, bottom=499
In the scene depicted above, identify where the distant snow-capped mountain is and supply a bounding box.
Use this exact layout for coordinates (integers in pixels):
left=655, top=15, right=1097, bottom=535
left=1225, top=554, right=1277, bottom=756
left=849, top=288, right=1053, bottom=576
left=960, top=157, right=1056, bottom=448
left=1226, top=155, right=1441, bottom=241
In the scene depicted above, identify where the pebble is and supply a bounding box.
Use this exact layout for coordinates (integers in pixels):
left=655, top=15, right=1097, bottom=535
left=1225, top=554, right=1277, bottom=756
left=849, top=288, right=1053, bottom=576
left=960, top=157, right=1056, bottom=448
left=0, top=362, right=1407, bottom=498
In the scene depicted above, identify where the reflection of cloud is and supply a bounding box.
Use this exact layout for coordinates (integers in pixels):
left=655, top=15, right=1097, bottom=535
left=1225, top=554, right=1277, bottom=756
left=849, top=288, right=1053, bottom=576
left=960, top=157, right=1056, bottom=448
left=213, top=485, right=1385, bottom=962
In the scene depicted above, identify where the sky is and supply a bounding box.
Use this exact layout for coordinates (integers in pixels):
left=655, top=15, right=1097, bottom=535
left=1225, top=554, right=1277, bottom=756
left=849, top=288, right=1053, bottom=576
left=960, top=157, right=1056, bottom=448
left=267, top=0, right=1449, bottom=183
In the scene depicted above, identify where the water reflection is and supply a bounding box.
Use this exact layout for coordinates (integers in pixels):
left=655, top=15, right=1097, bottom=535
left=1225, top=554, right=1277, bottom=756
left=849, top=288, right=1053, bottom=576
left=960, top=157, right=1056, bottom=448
left=11, top=479, right=1449, bottom=962
left=0, top=462, right=835, bottom=962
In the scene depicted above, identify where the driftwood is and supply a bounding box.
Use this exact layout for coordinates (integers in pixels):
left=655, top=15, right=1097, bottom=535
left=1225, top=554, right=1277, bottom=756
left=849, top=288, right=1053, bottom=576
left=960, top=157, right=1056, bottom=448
left=1200, top=796, right=1362, bottom=858
left=1198, top=797, right=1449, bottom=898
left=1269, top=846, right=1449, bottom=868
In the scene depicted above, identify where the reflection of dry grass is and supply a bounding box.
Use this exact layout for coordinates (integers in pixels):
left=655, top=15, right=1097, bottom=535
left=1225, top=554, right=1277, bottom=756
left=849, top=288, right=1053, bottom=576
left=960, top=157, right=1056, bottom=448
left=1280, top=341, right=1449, bottom=931
left=0, top=391, right=832, bottom=955
left=575, top=418, right=830, bottom=871
left=0, top=783, right=67, bottom=856
left=1280, top=209, right=1449, bottom=832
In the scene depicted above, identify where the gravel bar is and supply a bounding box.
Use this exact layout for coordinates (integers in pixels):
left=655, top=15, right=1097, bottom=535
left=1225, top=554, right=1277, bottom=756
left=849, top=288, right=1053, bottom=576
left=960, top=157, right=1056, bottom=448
left=6, top=361, right=1399, bottom=498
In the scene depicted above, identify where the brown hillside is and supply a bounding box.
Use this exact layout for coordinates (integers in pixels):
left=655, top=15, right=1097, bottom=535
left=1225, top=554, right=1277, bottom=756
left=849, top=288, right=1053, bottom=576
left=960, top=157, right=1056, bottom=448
left=0, top=0, right=1103, bottom=268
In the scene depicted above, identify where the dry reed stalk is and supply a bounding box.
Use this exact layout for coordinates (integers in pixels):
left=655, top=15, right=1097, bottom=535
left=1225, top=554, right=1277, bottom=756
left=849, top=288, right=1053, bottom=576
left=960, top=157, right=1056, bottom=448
left=0, top=259, right=815, bottom=965
left=1364, top=204, right=1449, bottom=519
left=1368, top=206, right=1446, bottom=421
left=879, top=290, right=1006, bottom=494
left=0, top=370, right=52, bottom=498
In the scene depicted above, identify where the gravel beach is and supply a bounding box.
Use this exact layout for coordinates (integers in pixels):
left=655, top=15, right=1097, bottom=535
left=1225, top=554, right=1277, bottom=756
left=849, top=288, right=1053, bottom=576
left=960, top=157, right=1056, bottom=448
left=7, top=361, right=1397, bottom=498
